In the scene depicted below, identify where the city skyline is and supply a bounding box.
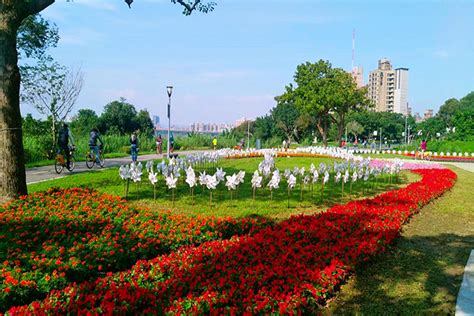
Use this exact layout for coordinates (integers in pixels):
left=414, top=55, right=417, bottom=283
left=20, top=0, right=474, bottom=125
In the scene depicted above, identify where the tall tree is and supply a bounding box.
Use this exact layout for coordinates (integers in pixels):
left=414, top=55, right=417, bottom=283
left=0, top=0, right=216, bottom=201
left=99, top=98, right=139, bottom=135
left=21, top=58, right=84, bottom=157
left=329, top=68, right=371, bottom=146
left=278, top=60, right=334, bottom=146
left=135, top=109, right=154, bottom=136
left=270, top=101, right=300, bottom=142
left=70, top=109, right=99, bottom=136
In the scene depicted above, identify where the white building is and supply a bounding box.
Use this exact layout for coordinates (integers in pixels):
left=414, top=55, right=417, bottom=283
left=393, top=67, right=409, bottom=115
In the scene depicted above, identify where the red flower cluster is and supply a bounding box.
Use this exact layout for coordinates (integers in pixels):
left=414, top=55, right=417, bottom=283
left=0, top=188, right=270, bottom=311
left=6, top=169, right=456, bottom=314
left=403, top=152, right=474, bottom=162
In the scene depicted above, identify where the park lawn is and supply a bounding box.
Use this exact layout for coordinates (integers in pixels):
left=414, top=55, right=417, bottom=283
left=326, top=165, right=474, bottom=314
left=28, top=157, right=414, bottom=219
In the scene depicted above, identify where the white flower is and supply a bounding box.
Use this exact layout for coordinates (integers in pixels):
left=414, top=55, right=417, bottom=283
left=287, top=174, right=297, bottom=189
left=343, top=170, right=350, bottom=183
left=199, top=171, right=208, bottom=186
left=323, top=171, right=330, bottom=184
left=166, top=174, right=178, bottom=189
left=148, top=171, right=158, bottom=185
left=206, top=175, right=218, bottom=190
left=225, top=174, right=238, bottom=190
left=119, top=165, right=130, bottom=180
left=215, top=167, right=226, bottom=183
left=251, top=170, right=263, bottom=189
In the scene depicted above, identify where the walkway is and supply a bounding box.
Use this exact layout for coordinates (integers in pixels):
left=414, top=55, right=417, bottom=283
left=26, top=150, right=206, bottom=184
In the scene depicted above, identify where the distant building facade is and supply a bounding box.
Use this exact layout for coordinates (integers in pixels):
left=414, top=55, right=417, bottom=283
left=424, top=109, right=434, bottom=120
left=351, top=66, right=364, bottom=88
left=394, top=68, right=409, bottom=115
left=368, top=59, right=409, bottom=114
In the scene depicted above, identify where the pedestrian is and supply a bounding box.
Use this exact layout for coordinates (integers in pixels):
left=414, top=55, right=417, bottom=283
left=89, top=127, right=104, bottom=163
left=156, top=134, right=163, bottom=155
left=57, top=123, right=75, bottom=169
left=212, top=136, right=217, bottom=150
left=421, top=139, right=427, bottom=152
left=130, top=131, right=139, bottom=162
left=169, top=132, right=175, bottom=153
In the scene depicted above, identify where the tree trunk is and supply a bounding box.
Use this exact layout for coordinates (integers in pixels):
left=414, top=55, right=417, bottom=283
left=316, top=118, right=328, bottom=147
left=337, top=115, right=345, bottom=147
left=0, top=14, right=27, bottom=202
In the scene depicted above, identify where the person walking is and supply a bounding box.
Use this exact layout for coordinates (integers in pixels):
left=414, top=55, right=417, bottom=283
left=130, top=131, right=139, bottom=162
left=57, top=123, right=75, bottom=169
left=156, top=134, right=163, bottom=155
left=212, top=136, right=217, bottom=150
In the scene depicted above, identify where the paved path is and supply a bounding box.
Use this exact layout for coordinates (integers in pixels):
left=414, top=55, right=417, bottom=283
left=27, top=150, right=206, bottom=184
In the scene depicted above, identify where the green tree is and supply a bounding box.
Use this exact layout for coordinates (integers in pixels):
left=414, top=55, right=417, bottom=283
left=346, top=120, right=364, bottom=141
left=253, top=115, right=274, bottom=141
left=328, top=68, right=371, bottom=146
left=436, top=98, right=460, bottom=127
left=70, top=109, right=99, bottom=136
left=278, top=60, right=335, bottom=146
left=135, top=109, right=154, bottom=136
left=0, top=0, right=215, bottom=199
left=20, top=57, right=84, bottom=157
left=271, top=101, right=301, bottom=142
left=99, top=98, right=139, bottom=135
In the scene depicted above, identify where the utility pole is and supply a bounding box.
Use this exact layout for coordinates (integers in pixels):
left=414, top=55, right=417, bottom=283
left=379, top=127, right=382, bottom=151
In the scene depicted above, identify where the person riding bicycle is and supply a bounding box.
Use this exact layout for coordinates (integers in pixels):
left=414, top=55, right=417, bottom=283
left=57, top=123, right=75, bottom=169
left=89, top=128, right=103, bottom=163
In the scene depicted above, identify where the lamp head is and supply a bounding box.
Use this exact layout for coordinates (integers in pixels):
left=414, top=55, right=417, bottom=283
left=166, top=86, right=173, bottom=98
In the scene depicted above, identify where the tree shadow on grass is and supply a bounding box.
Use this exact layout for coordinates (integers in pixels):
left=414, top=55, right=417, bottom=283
left=327, top=233, right=474, bottom=315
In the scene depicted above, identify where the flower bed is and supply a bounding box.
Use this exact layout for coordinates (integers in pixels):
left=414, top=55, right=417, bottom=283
left=0, top=188, right=270, bottom=311
left=402, top=153, right=474, bottom=162
left=6, top=168, right=456, bottom=314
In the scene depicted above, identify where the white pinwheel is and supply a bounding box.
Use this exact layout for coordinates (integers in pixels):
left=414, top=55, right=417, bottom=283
left=335, top=171, right=341, bottom=183
left=287, top=174, right=297, bottom=189
left=185, top=167, right=196, bottom=188
left=225, top=174, right=238, bottom=191
left=146, top=160, right=153, bottom=173
left=343, top=170, right=350, bottom=183
left=312, top=170, right=319, bottom=183
left=119, top=165, right=130, bottom=180
left=323, top=171, right=330, bottom=184
left=206, top=174, right=218, bottom=190
left=303, top=175, right=311, bottom=185
left=299, top=167, right=305, bottom=177
left=148, top=171, right=158, bottom=185
left=251, top=170, right=262, bottom=188
left=284, top=168, right=291, bottom=179
left=268, top=170, right=281, bottom=191
left=199, top=171, right=208, bottom=186
left=215, top=167, right=226, bottom=183
left=236, top=170, right=246, bottom=184
left=309, top=163, right=316, bottom=174
left=166, top=174, right=177, bottom=189
left=352, top=170, right=358, bottom=182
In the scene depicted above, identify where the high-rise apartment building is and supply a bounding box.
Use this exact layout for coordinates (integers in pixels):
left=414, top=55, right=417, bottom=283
left=394, top=68, right=409, bottom=115
left=351, top=66, right=364, bottom=88
left=368, top=59, right=396, bottom=112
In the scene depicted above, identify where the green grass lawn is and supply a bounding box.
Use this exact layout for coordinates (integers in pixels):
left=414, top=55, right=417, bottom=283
left=28, top=157, right=412, bottom=219
left=326, top=165, right=474, bottom=314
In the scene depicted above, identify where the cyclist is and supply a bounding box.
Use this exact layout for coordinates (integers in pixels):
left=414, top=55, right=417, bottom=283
left=57, top=123, right=75, bottom=169
left=156, top=134, right=163, bottom=155
left=89, top=127, right=103, bottom=163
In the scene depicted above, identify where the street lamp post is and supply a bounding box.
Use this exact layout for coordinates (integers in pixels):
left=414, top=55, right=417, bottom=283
left=166, top=86, right=173, bottom=159
left=379, top=128, right=382, bottom=151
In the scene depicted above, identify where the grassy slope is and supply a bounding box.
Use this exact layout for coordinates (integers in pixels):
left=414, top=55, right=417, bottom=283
left=326, top=166, right=474, bottom=314
left=28, top=157, right=411, bottom=219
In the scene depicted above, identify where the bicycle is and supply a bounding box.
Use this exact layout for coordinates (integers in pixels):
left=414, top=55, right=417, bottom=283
left=86, top=144, right=105, bottom=169
left=55, top=145, right=76, bottom=174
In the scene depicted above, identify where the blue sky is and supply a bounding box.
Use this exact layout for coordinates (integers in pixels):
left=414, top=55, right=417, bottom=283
left=25, top=0, right=474, bottom=125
